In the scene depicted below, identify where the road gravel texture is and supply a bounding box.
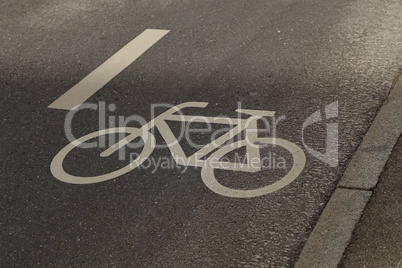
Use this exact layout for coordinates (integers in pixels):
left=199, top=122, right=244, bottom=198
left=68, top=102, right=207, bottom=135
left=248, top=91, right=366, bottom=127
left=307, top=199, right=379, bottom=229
left=1, top=0, right=401, bottom=266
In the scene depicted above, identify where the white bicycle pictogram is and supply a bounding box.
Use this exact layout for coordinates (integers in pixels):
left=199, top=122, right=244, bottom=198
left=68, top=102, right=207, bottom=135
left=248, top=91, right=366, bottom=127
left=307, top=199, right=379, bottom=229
left=51, top=102, right=306, bottom=198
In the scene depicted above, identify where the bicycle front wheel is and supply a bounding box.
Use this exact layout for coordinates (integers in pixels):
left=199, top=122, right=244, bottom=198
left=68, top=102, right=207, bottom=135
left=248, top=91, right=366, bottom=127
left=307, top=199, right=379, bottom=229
left=50, top=127, right=155, bottom=184
left=201, top=138, right=306, bottom=198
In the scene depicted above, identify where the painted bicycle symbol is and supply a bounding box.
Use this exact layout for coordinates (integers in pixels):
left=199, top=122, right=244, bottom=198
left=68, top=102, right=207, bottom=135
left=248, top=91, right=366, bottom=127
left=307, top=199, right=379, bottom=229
left=51, top=102, right=306, bottom=198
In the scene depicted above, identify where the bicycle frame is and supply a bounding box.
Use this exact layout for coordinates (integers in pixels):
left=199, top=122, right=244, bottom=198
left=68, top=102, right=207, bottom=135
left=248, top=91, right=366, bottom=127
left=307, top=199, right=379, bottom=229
left=102, top=102, right=276, bottom=172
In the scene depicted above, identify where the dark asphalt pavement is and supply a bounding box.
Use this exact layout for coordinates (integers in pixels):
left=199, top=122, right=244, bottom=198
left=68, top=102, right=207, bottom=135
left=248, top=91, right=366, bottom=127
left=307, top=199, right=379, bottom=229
left=1, top=0, right=401, bottom=267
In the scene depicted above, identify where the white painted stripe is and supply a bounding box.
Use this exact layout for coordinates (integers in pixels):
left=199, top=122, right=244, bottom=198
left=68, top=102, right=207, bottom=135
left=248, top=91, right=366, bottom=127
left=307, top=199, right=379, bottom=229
left=49, top=29, right=170, bottom=110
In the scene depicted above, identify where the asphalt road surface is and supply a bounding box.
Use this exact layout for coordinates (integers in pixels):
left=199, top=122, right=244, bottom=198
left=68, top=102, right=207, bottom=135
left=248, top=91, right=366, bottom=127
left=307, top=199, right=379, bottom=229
left=1, top=0, right=401, bottom=267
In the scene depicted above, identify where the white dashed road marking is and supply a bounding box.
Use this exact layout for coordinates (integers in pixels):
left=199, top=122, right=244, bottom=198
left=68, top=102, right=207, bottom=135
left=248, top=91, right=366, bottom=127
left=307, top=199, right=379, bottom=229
left=48, top=29, right=170, bottom=110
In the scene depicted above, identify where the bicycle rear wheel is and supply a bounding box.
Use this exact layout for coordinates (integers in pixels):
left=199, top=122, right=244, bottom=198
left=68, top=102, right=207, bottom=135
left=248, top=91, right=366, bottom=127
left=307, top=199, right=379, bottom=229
left=51, top=127, right=155, bottom=184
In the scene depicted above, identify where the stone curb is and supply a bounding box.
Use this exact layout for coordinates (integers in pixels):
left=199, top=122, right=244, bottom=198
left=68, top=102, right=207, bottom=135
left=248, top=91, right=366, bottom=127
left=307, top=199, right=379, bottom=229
left=294, top=73, right=402, bottom=268
left=339, top=74, right=402, bottom=189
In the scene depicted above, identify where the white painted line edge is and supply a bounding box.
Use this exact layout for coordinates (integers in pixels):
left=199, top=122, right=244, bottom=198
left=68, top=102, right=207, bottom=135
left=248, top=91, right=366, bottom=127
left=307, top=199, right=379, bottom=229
left=49, top=29, right=170, bottom=110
